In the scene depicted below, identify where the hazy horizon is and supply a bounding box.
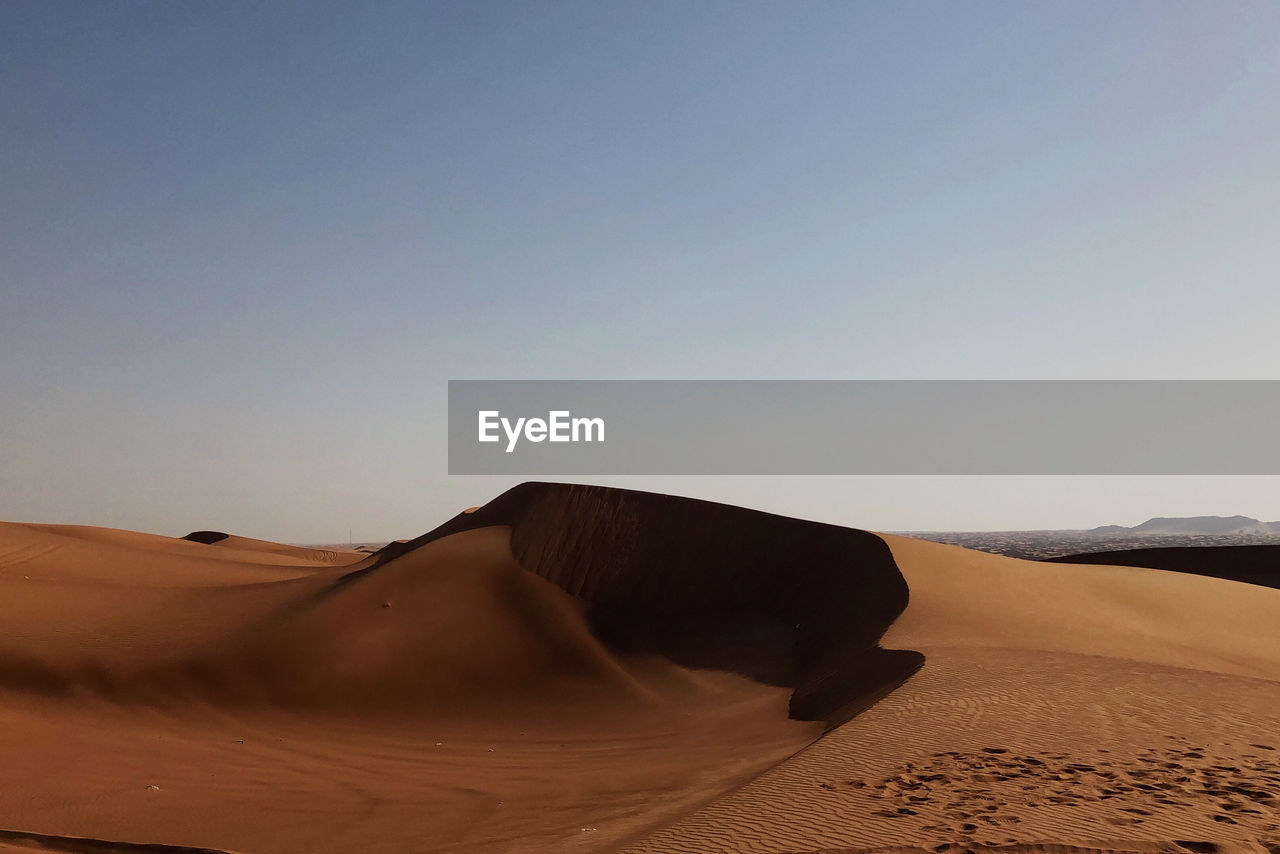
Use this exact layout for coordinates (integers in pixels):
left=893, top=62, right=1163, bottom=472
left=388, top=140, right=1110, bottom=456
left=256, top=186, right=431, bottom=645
left=5, top=1, right=1280, bottom=541
left=11, top=474, right=1280, bottom=544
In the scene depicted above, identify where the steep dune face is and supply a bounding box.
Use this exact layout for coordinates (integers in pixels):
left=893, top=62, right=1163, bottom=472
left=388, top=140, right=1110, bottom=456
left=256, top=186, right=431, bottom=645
left=358, top=482, right=923, bottom=725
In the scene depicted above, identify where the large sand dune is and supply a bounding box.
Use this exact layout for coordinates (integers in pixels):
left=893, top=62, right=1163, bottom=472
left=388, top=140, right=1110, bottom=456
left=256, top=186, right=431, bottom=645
left=362, top=483, right=923, bottom=725
left=1, top=484, right=1278, bottom=853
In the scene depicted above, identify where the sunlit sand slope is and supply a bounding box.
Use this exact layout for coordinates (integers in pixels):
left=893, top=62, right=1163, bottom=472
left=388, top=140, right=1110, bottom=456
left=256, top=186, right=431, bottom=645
left=625, top=535, right=1280, bottom=854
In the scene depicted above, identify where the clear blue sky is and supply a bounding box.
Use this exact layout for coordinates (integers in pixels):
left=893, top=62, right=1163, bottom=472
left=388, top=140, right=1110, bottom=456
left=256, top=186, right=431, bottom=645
left=4, top=1, right=1280, bottom=540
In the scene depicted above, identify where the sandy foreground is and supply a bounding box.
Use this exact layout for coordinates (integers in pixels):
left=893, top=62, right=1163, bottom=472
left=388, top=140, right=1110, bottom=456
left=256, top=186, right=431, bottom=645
left=1, top=484, right=1277, bottom=854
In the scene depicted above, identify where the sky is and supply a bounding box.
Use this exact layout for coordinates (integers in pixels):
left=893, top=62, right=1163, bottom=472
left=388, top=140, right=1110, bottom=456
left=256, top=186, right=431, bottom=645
left=4, top=1, right=1280, bottom=541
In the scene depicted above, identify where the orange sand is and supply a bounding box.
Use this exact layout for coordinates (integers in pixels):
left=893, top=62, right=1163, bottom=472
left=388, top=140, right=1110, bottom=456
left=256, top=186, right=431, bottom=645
left=2, top=485, right=1278, bottom=854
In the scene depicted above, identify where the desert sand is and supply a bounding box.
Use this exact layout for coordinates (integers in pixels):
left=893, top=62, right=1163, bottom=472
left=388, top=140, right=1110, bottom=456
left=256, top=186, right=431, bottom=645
left=1, top=483, right=1278, bottom=854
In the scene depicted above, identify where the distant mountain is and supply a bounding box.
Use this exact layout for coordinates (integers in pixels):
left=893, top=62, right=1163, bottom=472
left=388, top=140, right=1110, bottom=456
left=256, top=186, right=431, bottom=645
left=1089, top=515, right=1280, bottom=536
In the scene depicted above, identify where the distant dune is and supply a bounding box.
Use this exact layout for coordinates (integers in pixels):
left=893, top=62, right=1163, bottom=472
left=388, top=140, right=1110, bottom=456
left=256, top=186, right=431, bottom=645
left=2, top=485, right=1279, bottom=853
left=1045, top=543, right=1280, bottom=590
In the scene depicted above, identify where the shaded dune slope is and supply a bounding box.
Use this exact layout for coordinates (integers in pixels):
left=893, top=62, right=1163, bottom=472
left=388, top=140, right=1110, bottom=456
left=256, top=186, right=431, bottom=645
left=1045, top=544, right=1280, bottom=591
left=355, top=482, right=924, bottom=726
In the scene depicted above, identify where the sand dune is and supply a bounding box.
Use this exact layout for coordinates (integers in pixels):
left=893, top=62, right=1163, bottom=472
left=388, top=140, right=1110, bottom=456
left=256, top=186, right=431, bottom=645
left=1046, top=544, right=1280, bottom=591
left=362, top=483, right=923, bottom=725
left=2, top=484, right=1278, bottom=853
left=0, top=484, right=914, bottom=852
